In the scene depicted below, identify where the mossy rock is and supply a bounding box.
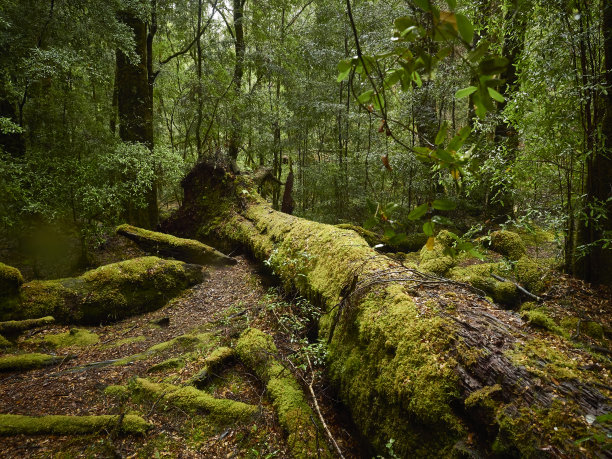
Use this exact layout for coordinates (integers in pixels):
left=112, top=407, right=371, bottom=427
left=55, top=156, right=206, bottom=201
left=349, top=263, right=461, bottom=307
left=43, top=328, right=99, bottom=348
left=0, top=414, right=150, bottom=435
left=13, top=256, right=204, bottom=324
left=0, top=352, right=63, bottom=371
left=449, top=264, right=518, bottom=306
left=0, top=262, right=24, bottom=297
left=489, top=230, right=526, bottom=261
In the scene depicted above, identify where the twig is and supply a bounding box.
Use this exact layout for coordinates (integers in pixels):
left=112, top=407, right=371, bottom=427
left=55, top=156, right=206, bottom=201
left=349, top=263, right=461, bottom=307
left=491, top=274, right=542, bottom=302
left=306, top=355, right=346, bottom=459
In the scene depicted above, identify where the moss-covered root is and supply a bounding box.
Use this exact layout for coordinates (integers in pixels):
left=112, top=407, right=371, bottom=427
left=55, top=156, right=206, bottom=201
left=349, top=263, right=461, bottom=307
left=489, top=230, right=526, bottom=261
left=236, top=328, right=332, bottom=459
left=0, top=262, right=24, bottom=297
left=0, top=353, right=65, bottom=371
left=116, top=224, right=236, bottom=266
left=0, top=316, right=55, bottom=336
left=132, top=377, right=256, bottom=423
left=189, top=346, right=234, bottom=387
left=0, top=414, right=150, bottom=436
left=15, top=256, right=204, bottom=324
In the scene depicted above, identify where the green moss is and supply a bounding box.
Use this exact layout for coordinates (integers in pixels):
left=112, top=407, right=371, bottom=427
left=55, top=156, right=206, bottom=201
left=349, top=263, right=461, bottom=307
left=147, top=357, right=185, bottom=373
left=464, top=384, right=502, bottom=410
left=506, top=338, right=580, bottom=381
left=116, top=224, right=235, bottom=266
left=515, top=256, right=547, bottom=294
left=189, top=347, right=234, bottom=386
left=132, top=377, right=256, bottom=422
left=326, top=285, right=465, bottom=457
left=335, top=224, right=382, bottom=247
left=104, top=384, right=129, bottom=400
left=0, top=316, right=55, bottom=336
left=106, top=335, right=146, bottom=348
left=43, top=328, right=99, bottom=348
left=236, top=328, right=331, bottom=458
left=449, top=263, right=518, bottom=306
left=419, top=231, right=456, bottom=275
left=0, top=414, right=150, bottom=435
left=0, top=334, right=12, bottom=348
left=0, top=352, right=61, bottom=371
left=0, top=262, right=24, bottom=297
left=113, top=333, right=214, bottom=366
left=583, top=321, right=604, bottom=339
left=15, top=256, right=203, bottom=324
left=489, top=230, right=526, bottom=261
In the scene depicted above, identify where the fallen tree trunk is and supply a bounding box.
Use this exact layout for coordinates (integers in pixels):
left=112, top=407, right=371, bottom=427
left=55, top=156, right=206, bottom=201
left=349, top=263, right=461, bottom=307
left=116, top=224, right=236, bottom=266
left=162, top=163, right=611, bottom=458
left=0, top=414, right=150, bottom=435
left=0, top=316, right=55, bottom=336
left=1, top=257, right=203, bottom=324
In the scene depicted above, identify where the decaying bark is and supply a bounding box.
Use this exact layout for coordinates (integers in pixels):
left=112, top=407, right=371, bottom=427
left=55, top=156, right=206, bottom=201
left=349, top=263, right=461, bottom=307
left=162, top=163, right=611, bottom=457
left=116, top=224, right=236, bottom=266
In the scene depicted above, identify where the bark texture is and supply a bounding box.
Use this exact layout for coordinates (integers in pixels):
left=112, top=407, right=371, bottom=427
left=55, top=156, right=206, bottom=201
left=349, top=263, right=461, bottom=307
left=161, top=163, right=611, bottom=457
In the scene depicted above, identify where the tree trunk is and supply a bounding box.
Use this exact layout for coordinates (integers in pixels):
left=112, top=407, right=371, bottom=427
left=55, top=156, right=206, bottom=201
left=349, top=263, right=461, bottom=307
left=116, top=9, right=158, bottom=228
left=161, top=163, right=611, bottom=457
left=228, top=0, right=245, bottom=169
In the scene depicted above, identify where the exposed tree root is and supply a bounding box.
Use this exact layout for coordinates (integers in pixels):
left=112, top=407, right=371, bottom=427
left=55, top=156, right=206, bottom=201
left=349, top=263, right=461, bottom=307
left=0, top=316, right=55, bottom=336
left=0, top=414, right=150, bottom=435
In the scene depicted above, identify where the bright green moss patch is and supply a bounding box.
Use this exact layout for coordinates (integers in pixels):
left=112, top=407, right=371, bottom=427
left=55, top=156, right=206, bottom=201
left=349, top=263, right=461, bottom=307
left=0, top=352, right=62, bottom=371
left=43, top=328, right=99, bottom=348
left=116, top=224, right=236, bottom=266
left=464, top=384, right=502, bottom=410
left=113, top=332, right=214, bottom=366
left=15, top=256, right=203, bottom=324
left=449, top=263, right=518, bottom=306
left=132, top=377, right=257, bottom=423
left=104, top=384, right=129, bottom=400
left=521, top=309, right=565, bottom=336
left=107, top=335, right=146, bottom=348
left=0, top=262, right=24, bottom=297
left=418, top=231, right=456, bottom=275
left=506, top=338, right=580, bottom=381
left=189, top=346, right=234, bottom=387
left=489, top=230, right=527, bottom=261
left=236, top=328, right=331, bottom=459
left=0, top=414, right=150, bottom=435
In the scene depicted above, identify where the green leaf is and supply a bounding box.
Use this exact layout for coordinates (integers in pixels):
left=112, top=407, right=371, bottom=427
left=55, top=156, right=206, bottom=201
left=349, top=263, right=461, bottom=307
left=448, top=126, right=471, bottom=151
left=455, top=86, right=477, bottom=99
left=479, top=56, right=509, bottom=75
left=394, top=16, right=414, bottom=33
left=413, top=0, right=431, bottom=11
left=455, top=13, right=473, bottom=43
left=432, top=215, right=453, bottom=225
left=596, top=413, right=612, bottom=423
left=446, top=0, right=456, bottom=9
left=357, top=90, right=373, bottom=104
left=487, top=87, right=505, bottom=102
left=423, top=221, right=434, bottom=236
left=384, top=69, right=402, bottom=88
left=468, top=41, right=490, bottom=62
left=412, top=71, right=422, bottom=87
left=407, top=203, right=429, bottom=220
left=337, top=68, right=351, bottom=82
left=433, top=149, right=455, bottom=163
left=432, top=199, right=456, bottom=210
left=435, top=121, right=448, bottom=145
left=472, top=91, right=487, bottom=118
left=363, top=216, right=378, bottom=230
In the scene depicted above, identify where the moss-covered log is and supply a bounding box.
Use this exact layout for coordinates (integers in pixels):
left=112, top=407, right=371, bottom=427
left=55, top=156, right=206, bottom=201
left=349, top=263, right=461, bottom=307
left=0, top=262, right=23, bottom=297
left=161, top=163, right=611, bottom=457
left=116, top=224, right=236, bottom=266
left=189, top=346, right=234, bottom=387
left=0, top=353, right=66, bottom=371
left=2, top=257, right=203, bottom=324
left=0, top=414, right=150, bottom=435
left=131, top=377, right=257, bottom=422
left=235, top=328, right=332, bottom=459
left=0, top=316, right=54, bottom=336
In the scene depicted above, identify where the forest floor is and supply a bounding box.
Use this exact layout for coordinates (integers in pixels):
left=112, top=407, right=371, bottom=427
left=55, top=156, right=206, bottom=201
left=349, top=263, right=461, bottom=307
left=0, top=238, right=363, bottom=458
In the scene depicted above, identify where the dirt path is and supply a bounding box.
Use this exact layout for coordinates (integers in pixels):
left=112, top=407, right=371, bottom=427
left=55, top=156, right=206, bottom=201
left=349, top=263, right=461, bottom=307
left=0, top=256, right=360, bottom=458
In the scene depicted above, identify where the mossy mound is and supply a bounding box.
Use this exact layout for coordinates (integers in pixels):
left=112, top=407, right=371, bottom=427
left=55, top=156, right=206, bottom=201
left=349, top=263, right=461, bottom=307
left=449, top=263, right=518, bottom=306
left=236, top=328, right=331, bottom=459
left=0, top=352, right=63, bottom=371
left=489, top=230, right=526, bottom=261
left=419, top=231, right=456, bottom=275
left=43, top=328, right=99, bottom=348
left=0, top=262, right=24, bottom=297
left=116, top=224, right=236, bottom=266
left=189, top=346, right=234, bottom=387
left=147, top=357, right=185, bottom=373
left=131, top=377, right=257, bottom=423
left=521, top=308, right=564, bottom=335
left=0, top=334, right=12, bottom=348
left=0, top=414, right=150, bottom=435
left=13, top=256, right=203, bottom=324
left=515, top=256, right=547, bottom=294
